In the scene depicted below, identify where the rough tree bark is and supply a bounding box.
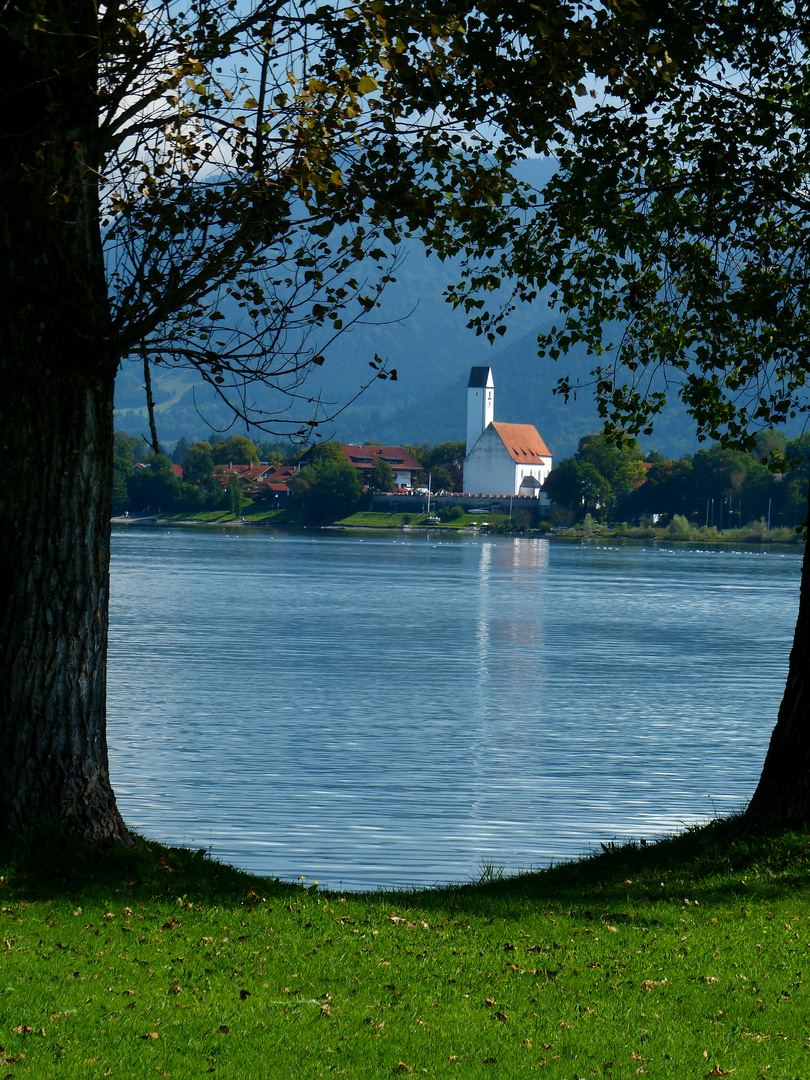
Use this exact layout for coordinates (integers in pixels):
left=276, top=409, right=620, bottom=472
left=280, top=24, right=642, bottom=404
left=742, top=488, right=810, bottom=832
left=0, top=0, right=131, bottom=843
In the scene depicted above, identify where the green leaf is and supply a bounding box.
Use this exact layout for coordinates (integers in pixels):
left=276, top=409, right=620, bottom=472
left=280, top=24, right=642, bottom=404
left=356, top=75, right=378, bottom=95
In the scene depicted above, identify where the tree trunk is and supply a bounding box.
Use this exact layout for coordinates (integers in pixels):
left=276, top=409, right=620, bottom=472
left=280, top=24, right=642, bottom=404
left=742, top=487, right=810, bottom=831
left=0, top=1, right=130, bottom=843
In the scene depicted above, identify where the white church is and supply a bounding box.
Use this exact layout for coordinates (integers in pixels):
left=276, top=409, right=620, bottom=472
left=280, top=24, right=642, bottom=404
left=462, top=366, right=553, bottom=498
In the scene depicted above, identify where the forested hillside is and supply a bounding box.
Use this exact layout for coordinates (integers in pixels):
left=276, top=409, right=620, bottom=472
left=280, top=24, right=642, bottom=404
left=113, top=159, right=709, bottom=460
left=114, top=246, right=704, bottom=461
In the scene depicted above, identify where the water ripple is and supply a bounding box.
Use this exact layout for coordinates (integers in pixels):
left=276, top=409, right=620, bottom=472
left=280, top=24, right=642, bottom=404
left=107, top=528, right=801, bottom=890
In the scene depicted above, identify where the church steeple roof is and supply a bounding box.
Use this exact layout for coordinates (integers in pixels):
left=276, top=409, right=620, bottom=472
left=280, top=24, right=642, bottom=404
left=467, top=366, right=493, bottom=388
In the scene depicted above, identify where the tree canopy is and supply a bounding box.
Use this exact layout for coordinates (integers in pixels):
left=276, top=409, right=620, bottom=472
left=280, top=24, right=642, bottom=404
left=290, top=457, right=362, bottom=521
left=183, top=442, right=217, bottom=488
left=91, top=0, right=618, bottom=439
left=459, top=3, right=810, bottom=462
left=544, top=434, right=645, bottom=520
left=211, top=436, right=260, bottom=467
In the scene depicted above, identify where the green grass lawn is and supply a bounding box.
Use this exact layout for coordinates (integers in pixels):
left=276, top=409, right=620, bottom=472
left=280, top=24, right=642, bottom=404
left=337, top=512, right=512, bottom=529
left=163, top=506, right=302, bottom=526
left=3, top=820, right=810, bottom=1078
left=337, top=512, right=416, bottom=527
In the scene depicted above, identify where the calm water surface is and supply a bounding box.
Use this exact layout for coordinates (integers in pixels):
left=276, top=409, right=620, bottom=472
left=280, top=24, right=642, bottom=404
left=107, top=526, right=802, bottom=890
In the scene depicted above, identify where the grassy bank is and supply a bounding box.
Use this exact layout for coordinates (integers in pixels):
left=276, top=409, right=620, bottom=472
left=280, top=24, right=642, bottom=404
left=151, top=507, right=804, bottom=545
left=2, top=821, right=810, bottom=1078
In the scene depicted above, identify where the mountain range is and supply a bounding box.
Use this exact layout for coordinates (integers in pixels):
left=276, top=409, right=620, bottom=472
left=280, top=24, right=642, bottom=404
left=115, top=161, right=703, bottom=462
left=115, top=255, right=706, bottom=462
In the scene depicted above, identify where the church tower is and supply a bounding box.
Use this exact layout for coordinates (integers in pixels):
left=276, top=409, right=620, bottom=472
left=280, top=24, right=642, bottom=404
left=466, top=366, right=494, bottom=454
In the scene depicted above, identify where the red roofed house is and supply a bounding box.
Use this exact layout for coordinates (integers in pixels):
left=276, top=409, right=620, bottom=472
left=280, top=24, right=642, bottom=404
left=463, top=366, right=553, bottom=497
left=339, top=445, right=423, bottom=488
left=213, top=461, right=296, bottom=498
left=213, top=462, right=277, bottom=485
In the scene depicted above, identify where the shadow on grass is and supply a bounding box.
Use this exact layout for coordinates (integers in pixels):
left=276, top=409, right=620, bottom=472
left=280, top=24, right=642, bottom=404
left=361, top=817, right=810, bottom=914
left=0, top=823, right=300, bottom=907
left=3, top=817, right=810, bottom=913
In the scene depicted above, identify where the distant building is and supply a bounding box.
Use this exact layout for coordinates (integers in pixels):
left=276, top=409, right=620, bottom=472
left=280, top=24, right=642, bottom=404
left=134, top=462, right=185, bottom=479
left=339, top=445, right=422, bottom=488
left=213, top=462, right=276, bottom=485
left=463, top=366, right=552, bottom=497
left=213, top=462, right=294, bottom=498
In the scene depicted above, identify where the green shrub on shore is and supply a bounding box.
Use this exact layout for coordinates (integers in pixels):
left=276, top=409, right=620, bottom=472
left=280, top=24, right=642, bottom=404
left=667, top=514, right=694, bottom=539
left=3, top=820, right=810, bottom=1078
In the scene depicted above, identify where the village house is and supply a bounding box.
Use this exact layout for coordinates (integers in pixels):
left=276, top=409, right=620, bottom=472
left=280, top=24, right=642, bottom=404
left=339, top=445, right=422, bottom=488
left=462, top=366, right=553, bottom=498
left=213, top=462, right=276, bottom=484
left=211, top=443, right=422, bottom=503
left=135, top=461, right=185, bottom=479
left=213, top=461, right=294, bottom=499
left=295, top=444, right=422, bottom=488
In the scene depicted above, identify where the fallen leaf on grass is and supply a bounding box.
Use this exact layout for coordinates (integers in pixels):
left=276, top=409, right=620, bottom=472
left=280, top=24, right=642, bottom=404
left=393, top=1063, right=413, bottom=1074
left=387, top=915, right=429, bottom=929
left=706, top=1068, right=729, bottom=1077
left=140, top=1032, right=159, bottom=1040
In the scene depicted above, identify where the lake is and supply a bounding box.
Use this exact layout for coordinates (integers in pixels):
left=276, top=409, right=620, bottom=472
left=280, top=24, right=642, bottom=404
left=107, top=526, right=801, bottom=891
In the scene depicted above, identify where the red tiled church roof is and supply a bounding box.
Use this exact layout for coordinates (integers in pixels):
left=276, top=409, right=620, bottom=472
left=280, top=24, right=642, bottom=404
left=490, top=422, right=552, bottom=463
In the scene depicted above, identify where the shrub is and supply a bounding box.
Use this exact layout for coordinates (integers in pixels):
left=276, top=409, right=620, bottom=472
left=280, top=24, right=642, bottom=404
left=667, top=514, right=694, bottom=539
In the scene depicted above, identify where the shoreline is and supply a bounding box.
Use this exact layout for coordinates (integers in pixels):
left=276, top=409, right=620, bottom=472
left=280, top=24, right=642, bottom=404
left=111, top=514, right=805, bottom=548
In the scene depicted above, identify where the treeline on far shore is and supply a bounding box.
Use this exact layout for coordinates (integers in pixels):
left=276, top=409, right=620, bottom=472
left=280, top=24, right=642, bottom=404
left=113, top=427, right=810, bottom=536
left=542, top=430, right=809, bottom=533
